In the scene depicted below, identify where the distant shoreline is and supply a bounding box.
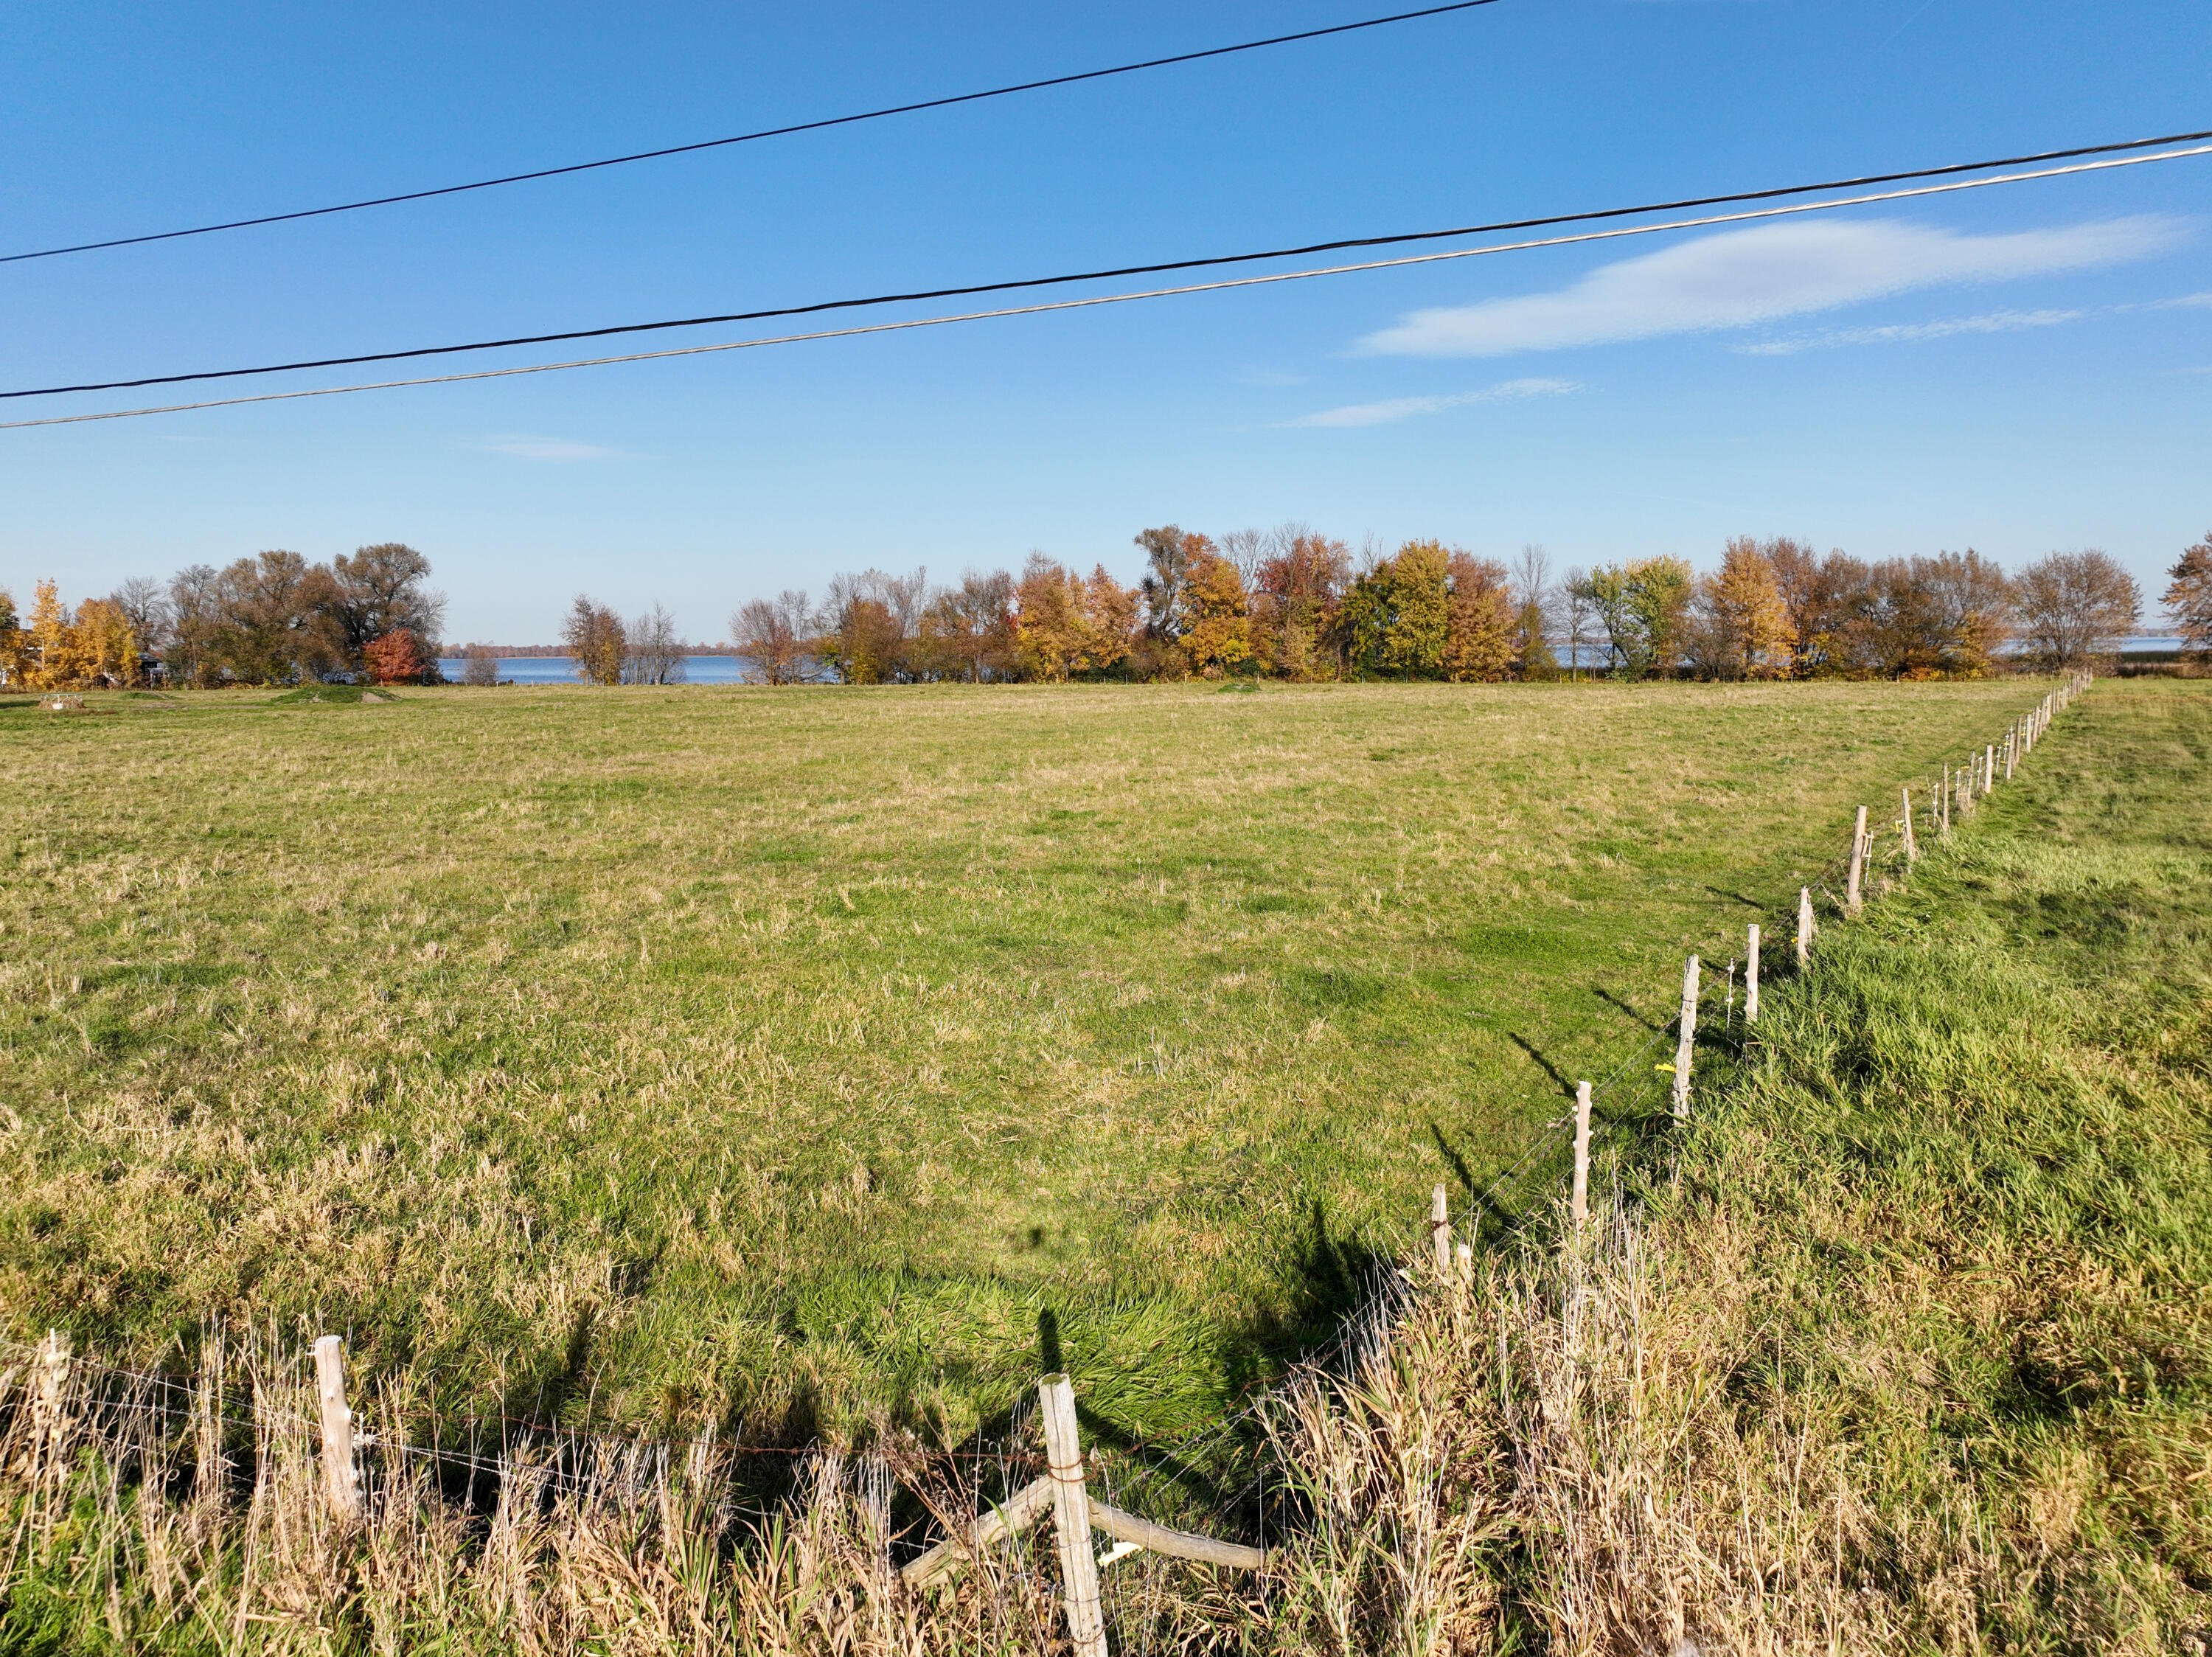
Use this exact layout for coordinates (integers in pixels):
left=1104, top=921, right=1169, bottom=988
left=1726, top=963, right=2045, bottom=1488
left=447, top=644, right=740, bottom=656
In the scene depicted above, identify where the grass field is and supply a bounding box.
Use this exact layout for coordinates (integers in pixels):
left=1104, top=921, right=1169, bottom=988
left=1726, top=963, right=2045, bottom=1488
left=0, top=676, right=2042, bottom=1446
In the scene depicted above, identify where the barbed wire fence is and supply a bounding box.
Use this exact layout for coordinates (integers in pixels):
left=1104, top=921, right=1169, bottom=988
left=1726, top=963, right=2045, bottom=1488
left=0, top=671, right=2093, bottom=1655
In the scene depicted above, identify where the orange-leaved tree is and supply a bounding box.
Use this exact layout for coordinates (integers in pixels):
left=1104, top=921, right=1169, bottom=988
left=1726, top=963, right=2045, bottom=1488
left=363, top=628, right=431, bottom=684
left=1443, top=552, right=1514, bottom=682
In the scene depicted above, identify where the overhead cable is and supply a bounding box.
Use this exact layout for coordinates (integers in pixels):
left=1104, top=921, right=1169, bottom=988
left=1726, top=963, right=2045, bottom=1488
left=8, top=125, right=2208, bottom=403
left=0, top=1, right=1501, bottom=266
left=7, top=141, right=2205, bottom=431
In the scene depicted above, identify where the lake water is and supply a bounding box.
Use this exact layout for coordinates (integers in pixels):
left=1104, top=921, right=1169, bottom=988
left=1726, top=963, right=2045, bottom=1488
left=437, top=656, right=753, bottom=684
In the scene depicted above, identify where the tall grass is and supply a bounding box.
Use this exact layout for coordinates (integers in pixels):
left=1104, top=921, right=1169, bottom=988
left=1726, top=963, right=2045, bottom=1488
left=5, top=681, right=2205, bottom=1651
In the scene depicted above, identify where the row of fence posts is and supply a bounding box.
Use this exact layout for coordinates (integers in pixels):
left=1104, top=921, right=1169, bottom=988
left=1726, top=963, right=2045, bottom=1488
left=33, top=675, right=2093, bottom=1657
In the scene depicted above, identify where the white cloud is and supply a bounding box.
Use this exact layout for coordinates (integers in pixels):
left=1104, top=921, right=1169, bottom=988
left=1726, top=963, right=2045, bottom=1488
left=1736, top=307, right=2083, bottom=355
left=2148, top=291, right=2212, bottom=310
left=1282, top=376, right=1578, bottom=429
left=480, top=434, right=630, bottom=462
left=1357, top=216, right=2183, bottom=358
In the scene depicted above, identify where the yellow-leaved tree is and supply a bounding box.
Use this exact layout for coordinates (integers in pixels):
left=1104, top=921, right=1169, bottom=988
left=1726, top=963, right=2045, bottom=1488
left=1178, top=549, right=1252, bottom=677
left=1692, top=539, right=1795, bottom=680
left=73, top=599, right=139, bottom=687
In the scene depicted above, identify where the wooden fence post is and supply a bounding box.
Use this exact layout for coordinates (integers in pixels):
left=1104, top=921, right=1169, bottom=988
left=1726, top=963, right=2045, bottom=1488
left=1430, top=1184, right=1450, bottom=1272
left=1982, top=745, right=1994, bottom=798
left=1797, top=886, right=1813, bottom=968
left=313, top=1335, right=360, bottom=1522
left=1939, top=765, right=1950, bottom=836
left=1745, top=924, right=1761, bottom=1023
left=1901, top=788, right=1916, bottom=865
left=1571, top=1081, right=1593, bottom=1226
left=1038, top=1375, right=1108, bottom=1657
left=1671, top=956, right=1700, bottom=1120
left=32, top=1330, right=71, bottom=1471
left=1846, top=805, right=1868, bottom=916
left=2006, top=725, right=2017, bottom=780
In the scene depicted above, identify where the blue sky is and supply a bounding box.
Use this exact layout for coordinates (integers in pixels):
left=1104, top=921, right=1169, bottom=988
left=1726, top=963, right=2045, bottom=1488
left=2, top=0, right=2206, bottom=642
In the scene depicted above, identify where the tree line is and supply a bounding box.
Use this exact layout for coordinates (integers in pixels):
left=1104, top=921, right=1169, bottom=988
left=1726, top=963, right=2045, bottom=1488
left=1, top=546, right=444, bottom=689
left=7, top=527, right=2207, bottom=692
left=705, top=524, right=2205, bottom=686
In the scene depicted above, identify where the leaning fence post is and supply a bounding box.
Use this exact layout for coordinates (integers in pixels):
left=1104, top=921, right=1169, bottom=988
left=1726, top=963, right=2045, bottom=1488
left=1846, top=805, right=1868, bottom=916
left=1745, top=924, right=1761, bottom=1023
left=1671, top=956, right=1700, bottom=1119
left=1797, top=886, right=1813, bottom=968
left=1571, top=1081, right=1593, bottom=1226
left=1430, top=1184, right=1450, bottom=1272
left=313, top=1334, right=361, bottom=1522
left=1038, top=1375, right=1108, bottom=1657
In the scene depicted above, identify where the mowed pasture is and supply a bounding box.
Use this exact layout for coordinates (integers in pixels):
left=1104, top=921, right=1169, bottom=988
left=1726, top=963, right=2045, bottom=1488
left=0, top=678, right=2036, bottom=1445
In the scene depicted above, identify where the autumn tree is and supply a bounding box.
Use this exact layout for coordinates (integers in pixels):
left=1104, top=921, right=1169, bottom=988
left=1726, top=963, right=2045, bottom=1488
left=1690, top=538, right=1795, bottom=679
left=2166, top=532, right=2212, bottom=661
left=1179, top=549, right=1252, bottom=677
left=917, top=572, right=1015, bottom=682
left=206, top=551, right=342, bottom=684
left=362, top=628, right=431, bottom=684
left=1443, top=552, right=1514, bottom=682
left=0, top=590, right=25, bottom=687
left=1585, top=556, right=1694, bottom=679
left=1334, top=539, right=1447, bottom=678
left=323, top=543, right=445, bottom=669
left=1135, top=526, right=1203, bottom=645
left=26, top=580, right=87, bottom=689
left=562, top=596, right=627, bottom=685
left=1253, top=528, right=1349, bottom=680
left=2014, top=549, right=2140, bottom=669
left=73, top=599, right=140, bottom=687
left=732, top=591, right=820, bottom=684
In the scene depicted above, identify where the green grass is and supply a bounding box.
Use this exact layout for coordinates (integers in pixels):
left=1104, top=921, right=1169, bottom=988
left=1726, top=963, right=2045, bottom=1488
left=1628, top=675, right=2212, bottom=1643
left=0, top=676, right=2044, bottom=1446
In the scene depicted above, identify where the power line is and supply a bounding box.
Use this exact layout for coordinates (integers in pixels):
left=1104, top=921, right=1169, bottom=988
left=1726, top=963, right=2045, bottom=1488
left=7, top=142, right=2205, bottom=433
left=8, top=125, right=2207, bottom=404
left=0, top=1, right=1503, bottom=267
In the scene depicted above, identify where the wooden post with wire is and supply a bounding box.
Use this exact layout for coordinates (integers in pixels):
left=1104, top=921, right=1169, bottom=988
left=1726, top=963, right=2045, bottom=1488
left=1746, top=924, right=1761, bottom=1022
left=1846, top=805, right=1868, bottom=916
left=1901, top=788, right=1917, bottom=866
left=1571, top=1081, right=1593, bottom=1226
left=1038, top=1375, right=1108, bottom=1657
left=1430, top=1183, right=1450, bottom=1271
left=1671, top=956, right=1700, bottom=1120
left=313, top=1335, right=360, bottom=1523
left=1797, top=886, right=1813, bottom=968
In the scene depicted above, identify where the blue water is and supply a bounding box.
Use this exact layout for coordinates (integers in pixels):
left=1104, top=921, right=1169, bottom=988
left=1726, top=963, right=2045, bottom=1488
left=437, top=656, right=753, bottom=684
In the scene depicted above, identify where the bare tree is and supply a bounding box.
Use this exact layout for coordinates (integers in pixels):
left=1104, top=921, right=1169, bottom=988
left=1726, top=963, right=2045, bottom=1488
left=1561, top=566, right=1597, bottom=681
left=731, top=591, right=818, bottom=684
left=625, top=604, right=686, bottom=684
left=105, top=577, right=173, bottom=659
left=2014, top=550, right=2140, bottom=668
left=462, top=644, right=501, bottom=687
